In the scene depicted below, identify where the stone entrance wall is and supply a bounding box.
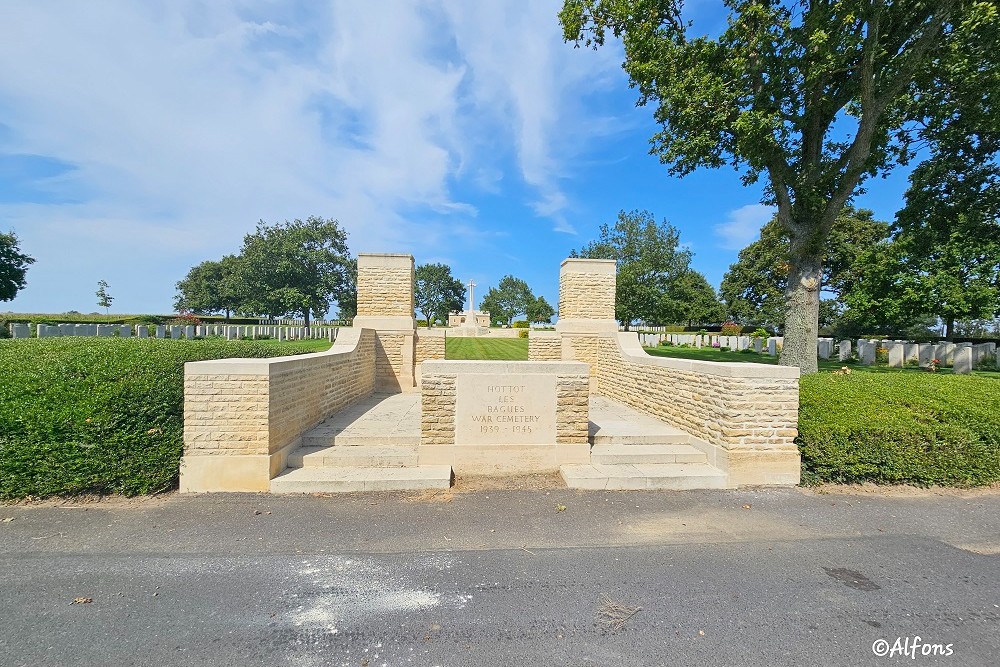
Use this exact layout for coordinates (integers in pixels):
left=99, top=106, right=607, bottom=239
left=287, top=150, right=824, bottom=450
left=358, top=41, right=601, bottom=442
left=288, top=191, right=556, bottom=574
left=419, top=360, right=590, bottom=473
left=530, top=257, right=802, bottom=486
left=180, top=328, right=377, bottom=492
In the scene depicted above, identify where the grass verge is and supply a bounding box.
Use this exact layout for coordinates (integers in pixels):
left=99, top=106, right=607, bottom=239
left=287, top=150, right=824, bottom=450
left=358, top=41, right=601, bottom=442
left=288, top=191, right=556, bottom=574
left=0, top=338, right=325, bottom=499
left=644, top=344, right=1000, bottom=486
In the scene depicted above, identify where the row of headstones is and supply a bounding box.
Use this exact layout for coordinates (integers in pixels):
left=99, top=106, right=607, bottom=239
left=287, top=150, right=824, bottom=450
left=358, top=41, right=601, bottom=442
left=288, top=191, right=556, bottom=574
left=649, top=333, right=786, bottom=354
left=644, top=333, right=996, bottom=374
left=852, top=339, right=995, bottom=373
left=8, top=323, right=339, bottom=342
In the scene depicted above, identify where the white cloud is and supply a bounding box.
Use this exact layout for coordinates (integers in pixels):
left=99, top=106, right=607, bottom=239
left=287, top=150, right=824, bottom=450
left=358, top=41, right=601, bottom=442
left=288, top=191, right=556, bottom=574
left=713, top=203, right=775, bottom=250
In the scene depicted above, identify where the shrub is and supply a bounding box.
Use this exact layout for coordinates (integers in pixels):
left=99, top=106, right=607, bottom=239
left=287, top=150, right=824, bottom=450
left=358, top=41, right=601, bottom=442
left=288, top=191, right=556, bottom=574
left=0, top=321, right=9, bottom=339
left=978, top=353, right=998, bottom=372
left=750, top=327, right=769, bottom=339
left=720, top=321, right=742, bottom=336
left=517, top=329, right=529, bottom=338
left=798, top=373, right=1000, bottom=486
left=512, top=321, right=530, bottom=328
left=0, top=338, right=321, bottom=499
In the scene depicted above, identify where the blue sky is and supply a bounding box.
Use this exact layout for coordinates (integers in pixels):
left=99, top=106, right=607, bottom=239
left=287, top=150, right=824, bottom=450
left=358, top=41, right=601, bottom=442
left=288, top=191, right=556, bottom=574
left=0, top=0, right=915, bottom=317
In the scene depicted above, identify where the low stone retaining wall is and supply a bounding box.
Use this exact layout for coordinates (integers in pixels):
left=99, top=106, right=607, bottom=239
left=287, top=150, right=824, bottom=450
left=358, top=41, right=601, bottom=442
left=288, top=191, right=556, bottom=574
left=180, top=328, right=376, bottom=492
left=597, top=333, right=801, bottom=486
left=419, top=360, right=590, bottom=473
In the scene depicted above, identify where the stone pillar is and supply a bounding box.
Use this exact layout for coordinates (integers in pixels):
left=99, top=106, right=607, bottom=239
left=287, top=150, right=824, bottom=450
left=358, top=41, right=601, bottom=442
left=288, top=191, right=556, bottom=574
left=556, top=259, right=617, bottom=334
left=555, top=258, right=617, bottom=389
left=353, top=253, right=417, bottom=392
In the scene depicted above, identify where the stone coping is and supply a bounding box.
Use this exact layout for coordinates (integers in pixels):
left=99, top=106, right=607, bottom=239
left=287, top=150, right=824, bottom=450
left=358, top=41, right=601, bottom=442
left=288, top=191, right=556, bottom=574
left=420, top=360, right=589, bottom=375
left=184, top=327, right=367, bottom=376
left=617, top=333, right=800, bottom=379
left=560, top=257, right=616, bottom=273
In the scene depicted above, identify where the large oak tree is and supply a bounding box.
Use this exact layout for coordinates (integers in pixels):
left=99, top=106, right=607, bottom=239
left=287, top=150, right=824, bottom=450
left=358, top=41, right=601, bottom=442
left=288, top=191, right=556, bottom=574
left=561, top=0, right=991, bottom=372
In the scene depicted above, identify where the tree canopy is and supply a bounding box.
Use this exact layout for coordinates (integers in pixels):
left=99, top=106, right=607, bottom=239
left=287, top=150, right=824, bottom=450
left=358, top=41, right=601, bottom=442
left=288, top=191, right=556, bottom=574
left=571, top=209, right=694, bottom=328
left=720, top=207, right=890, bottom=330
left=526, top=295, right=556, bottom=324
left=561, top=0, right=996, bottom=372
left=174, top=255, right=243, bottom=321
left=236, top=216, right=352, bottom=327
left=480, top=275, right=535, bottom=326
left=0, top=231, right=34, bottom=302
left=415, top=263, right=465, bottom=326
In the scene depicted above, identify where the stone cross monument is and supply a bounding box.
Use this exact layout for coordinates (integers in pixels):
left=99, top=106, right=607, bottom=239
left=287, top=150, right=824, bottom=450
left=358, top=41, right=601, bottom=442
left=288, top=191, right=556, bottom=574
left=466, top=279, right=476, bottom=327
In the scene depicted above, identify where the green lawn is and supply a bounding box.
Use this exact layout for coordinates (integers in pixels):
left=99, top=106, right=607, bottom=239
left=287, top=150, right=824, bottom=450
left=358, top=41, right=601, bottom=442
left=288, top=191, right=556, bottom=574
left=643, top=344, right=1000, bottom=377
left=445, top=337, right=528, bottom=360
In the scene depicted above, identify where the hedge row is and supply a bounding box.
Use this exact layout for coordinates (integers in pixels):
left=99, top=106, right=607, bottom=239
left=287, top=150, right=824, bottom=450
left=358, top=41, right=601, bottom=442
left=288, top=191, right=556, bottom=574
left=797, top=372, right=1000, bottom=486
left=0, top=338, right=320, bottom=499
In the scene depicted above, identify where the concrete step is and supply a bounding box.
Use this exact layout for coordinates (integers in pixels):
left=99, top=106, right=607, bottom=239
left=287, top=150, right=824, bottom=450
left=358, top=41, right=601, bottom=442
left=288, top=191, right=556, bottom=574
left=590, top=444, right=707, bottom=465
left=287, top=445, right=418, bottom=468
left=270, top=465, right=453, bottom=494
left=560, top=463, right=729, bottom=491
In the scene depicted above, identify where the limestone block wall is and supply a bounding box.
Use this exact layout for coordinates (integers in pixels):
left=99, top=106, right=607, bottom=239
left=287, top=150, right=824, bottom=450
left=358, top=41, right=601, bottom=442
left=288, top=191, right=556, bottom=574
left=180, top=328, right=376, bottom=492
left=356, top=253, right=415, bottom=319
left=420, top=372, right=456, bottom=445
left=555, top=374, right=589, bottom=444
left=528, top=331, right=562, bottom=360
left=596, top=333, right=801, bottom=486
left=374, top=331, right=415, bottom=392
left=415, top=330, right=446, bottom=363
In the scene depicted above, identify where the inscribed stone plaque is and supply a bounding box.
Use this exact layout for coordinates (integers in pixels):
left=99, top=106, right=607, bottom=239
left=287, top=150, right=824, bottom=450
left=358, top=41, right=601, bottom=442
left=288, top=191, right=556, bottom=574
left=455, top=374, right=557, bottom=445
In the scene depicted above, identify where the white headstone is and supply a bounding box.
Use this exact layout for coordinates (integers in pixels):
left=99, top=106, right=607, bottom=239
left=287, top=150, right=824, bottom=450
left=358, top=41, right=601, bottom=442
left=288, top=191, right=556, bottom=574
left=838, top=340, right=852, bottom=362
left=858, top=339, right=875, bottom=365
left=918, top=343, right=934, bottom=368
left=953, top=346, right=973, bottom=374
left=888, top=342, right=905, bottom=368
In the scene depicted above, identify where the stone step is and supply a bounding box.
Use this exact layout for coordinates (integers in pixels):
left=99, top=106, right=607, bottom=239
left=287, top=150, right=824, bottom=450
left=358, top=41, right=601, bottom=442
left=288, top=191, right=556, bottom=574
left=590, top=444, right=707, bottom=465
left=270, top=465, right=453, bottom=494
left=287, top=445, right=418, bottom=468
left=301, top=432, right=420, bottom=448
left=560, top=463, right=729, bottom=491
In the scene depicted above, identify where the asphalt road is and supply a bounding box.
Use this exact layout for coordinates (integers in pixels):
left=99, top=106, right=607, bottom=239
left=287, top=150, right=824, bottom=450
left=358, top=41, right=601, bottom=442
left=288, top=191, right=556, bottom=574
left=1, top=487, right=998, bottom=667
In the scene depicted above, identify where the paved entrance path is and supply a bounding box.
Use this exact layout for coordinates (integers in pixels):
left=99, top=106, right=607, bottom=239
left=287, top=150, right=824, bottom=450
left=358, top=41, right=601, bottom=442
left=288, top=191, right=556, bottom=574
left=305, top=393, right=422, bottom=446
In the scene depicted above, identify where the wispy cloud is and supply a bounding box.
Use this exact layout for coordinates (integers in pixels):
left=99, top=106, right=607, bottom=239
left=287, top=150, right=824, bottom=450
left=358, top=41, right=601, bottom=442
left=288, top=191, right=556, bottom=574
left=713, top=204, right=774, bottom=250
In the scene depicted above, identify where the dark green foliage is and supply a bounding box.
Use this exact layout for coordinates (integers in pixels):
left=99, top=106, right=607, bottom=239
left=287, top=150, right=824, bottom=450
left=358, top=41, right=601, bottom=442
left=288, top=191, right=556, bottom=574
left=415, top=263, right=465, bottom=326
left=480, top=276, right=534, bottom=326
left=0, top=231, right=35, bottom=302
left=798, top=373, right=1000, bottom=486
left=0, top=338, right=320, bottom=499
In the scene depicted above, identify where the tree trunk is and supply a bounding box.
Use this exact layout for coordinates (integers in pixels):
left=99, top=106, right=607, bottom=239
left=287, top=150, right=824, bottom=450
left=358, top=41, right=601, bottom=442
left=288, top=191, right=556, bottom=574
left=304, top=308, right=311, bottom=330
left=779, top=244, right=822, bottom=374
left=945, top=316, right=955, bottom=341
left=224, top=309, right=231, bottom=323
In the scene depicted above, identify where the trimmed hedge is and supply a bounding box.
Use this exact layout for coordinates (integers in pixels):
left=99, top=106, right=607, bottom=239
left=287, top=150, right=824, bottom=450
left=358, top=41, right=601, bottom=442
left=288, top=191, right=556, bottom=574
left=0, top=338, right=321, bottom=499
left=798, top=373, right=1000, bottom=486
